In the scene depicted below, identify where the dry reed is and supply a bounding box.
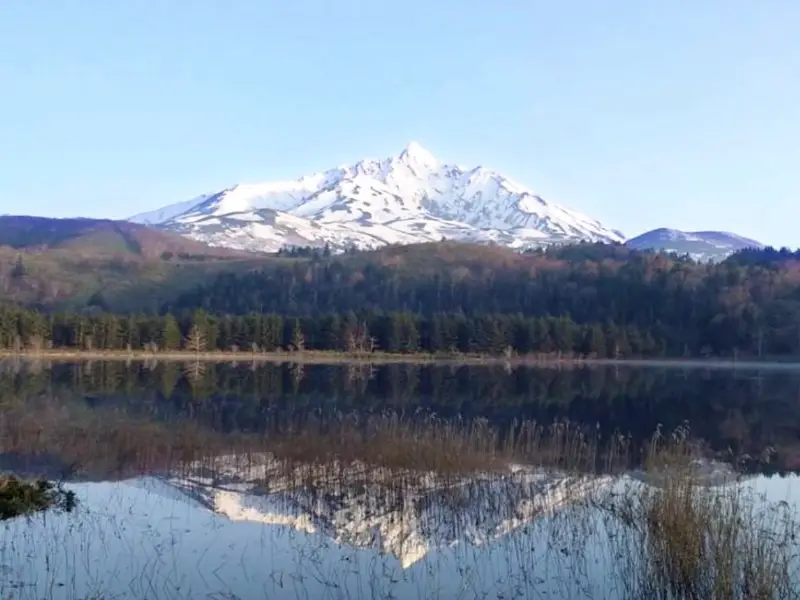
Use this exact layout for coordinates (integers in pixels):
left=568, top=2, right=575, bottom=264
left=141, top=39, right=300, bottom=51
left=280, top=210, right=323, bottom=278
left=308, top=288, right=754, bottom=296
left=598, top=427, right=799, bottom=599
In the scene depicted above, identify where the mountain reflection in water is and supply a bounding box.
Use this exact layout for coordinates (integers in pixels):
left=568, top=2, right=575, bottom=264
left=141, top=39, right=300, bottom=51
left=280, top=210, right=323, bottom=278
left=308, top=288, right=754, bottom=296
left=1, top=360, right=800, bottom=599
left=2, top=456, right=794, bottom=600
left=138, top=455, right=613, bottom=569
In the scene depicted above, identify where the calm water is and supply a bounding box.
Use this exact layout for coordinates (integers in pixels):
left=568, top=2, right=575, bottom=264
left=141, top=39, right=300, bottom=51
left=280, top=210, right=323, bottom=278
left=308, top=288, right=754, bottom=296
left=2, top=360, right=800, bottom=599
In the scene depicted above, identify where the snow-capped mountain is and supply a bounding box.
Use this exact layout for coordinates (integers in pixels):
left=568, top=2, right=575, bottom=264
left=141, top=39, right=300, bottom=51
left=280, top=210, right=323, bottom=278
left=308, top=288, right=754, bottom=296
left=626, top=228, right=764, bottom=262
left=130, top=143, right=624, bottom=252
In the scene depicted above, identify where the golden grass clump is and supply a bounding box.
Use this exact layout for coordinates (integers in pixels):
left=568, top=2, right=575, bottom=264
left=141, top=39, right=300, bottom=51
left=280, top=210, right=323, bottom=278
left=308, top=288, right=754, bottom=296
left=600, top=427, right=798, bottom=600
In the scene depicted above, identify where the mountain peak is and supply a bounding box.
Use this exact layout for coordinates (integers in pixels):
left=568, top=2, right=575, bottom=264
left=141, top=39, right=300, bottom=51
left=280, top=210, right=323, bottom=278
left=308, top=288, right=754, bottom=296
left=397, top=141, right=438, bottom=170
left=130, top=145, right=625, bottom=253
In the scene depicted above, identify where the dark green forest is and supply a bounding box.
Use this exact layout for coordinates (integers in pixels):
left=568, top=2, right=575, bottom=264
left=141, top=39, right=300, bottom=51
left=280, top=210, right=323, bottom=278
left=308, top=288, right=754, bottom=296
left=2, top=242, right=800, bottom=358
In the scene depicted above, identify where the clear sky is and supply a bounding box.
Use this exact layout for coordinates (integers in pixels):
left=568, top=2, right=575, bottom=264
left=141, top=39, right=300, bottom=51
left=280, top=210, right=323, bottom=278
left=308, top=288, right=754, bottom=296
left=1, top=1, right=798, bottom=246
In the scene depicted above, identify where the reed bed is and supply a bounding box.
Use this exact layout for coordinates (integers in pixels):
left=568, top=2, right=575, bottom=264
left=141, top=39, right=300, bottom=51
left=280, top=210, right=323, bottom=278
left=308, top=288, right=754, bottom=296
left=595, top=427, right=799, bottom=600
left=0, top=392, right=631, bottom=481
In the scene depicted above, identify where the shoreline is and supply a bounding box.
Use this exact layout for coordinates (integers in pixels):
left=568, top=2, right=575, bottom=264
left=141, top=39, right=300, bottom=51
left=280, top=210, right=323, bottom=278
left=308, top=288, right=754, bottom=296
left=1, top=349, right=800, bottom=370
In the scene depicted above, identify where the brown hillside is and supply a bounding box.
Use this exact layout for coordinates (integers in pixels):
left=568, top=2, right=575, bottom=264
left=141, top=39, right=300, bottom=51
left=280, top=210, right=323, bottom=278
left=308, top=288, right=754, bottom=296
left=0, top=215, right=253, bottom=260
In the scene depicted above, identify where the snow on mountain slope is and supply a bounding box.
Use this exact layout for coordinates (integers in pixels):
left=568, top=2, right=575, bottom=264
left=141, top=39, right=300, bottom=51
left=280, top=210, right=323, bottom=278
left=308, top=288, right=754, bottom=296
left=129, top=194, right=212, bottom=225
left=130, top=143, right=624, bottom=252
left=626, top=228, right=763, bottom=262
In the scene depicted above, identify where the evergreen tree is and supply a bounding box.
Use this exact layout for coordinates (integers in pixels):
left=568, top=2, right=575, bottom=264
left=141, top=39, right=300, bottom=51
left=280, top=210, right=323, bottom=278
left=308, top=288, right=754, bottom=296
left=582, top=324, right=606, bottom=357
left=161, top=314, right=182, bottom=350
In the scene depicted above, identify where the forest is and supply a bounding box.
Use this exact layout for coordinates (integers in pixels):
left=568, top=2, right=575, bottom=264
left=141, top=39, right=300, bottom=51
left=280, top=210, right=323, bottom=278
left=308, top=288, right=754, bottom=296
left=1, top=242, right=800, bottom=358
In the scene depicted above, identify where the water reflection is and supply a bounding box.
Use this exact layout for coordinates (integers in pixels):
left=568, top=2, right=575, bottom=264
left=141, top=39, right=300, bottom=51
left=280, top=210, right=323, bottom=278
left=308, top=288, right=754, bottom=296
left=1, top=360, right=800, bottom=598
left=1, top=360, right=798, bottom=472
left=3, top=457, right=797, bottom=599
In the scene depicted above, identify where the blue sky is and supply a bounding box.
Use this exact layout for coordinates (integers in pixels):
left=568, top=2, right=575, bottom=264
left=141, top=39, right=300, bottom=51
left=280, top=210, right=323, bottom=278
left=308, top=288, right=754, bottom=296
left=1, top=1, right=798, bottom=246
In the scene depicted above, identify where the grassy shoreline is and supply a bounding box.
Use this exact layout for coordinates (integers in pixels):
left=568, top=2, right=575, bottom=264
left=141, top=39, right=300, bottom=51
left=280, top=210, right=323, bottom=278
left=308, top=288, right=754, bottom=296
left=1, top=348, right=800, bottom=369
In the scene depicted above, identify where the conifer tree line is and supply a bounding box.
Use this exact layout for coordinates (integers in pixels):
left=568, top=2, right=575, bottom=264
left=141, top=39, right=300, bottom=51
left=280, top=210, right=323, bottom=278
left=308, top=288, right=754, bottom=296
left=0, top=303, right=791, bottom=358
left=0, top=306, right=657, bottom=357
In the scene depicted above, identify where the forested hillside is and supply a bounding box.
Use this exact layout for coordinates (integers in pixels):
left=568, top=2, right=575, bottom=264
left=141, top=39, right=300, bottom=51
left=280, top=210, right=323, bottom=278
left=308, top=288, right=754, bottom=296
left=0, top=216, right=263, bottom=310
left=1, top=242, right=799, bottom=359
left=160, top=242, right=800, bottom=358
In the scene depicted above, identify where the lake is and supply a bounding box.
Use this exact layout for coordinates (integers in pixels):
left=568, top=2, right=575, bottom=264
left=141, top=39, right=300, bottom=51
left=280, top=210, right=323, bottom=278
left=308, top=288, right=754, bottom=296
left=2, top=360, right=800, bottom=599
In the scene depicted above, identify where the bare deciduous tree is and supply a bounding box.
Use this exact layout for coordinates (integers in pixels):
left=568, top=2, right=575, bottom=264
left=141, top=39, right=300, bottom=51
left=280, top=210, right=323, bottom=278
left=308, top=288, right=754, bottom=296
left=291, top=321, right=305, bottom=353
left=185, top=325, right=207, bottom=355
left=346, top=321, right=376, bottom=354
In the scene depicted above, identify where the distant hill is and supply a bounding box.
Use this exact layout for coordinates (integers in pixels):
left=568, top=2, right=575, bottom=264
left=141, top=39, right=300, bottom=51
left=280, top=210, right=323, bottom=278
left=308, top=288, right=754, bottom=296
left=0, top=216, right=266, bottom=311
left=0, top=215, right=250, bottom=260
left=625, top=228, right=763, bottom=262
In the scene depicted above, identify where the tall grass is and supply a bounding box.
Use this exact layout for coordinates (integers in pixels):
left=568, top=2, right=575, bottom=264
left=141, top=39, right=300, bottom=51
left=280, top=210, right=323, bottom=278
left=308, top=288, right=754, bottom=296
left=598, top=427, right=799, bottom=599
left=0, top=392, right=629, bottom=480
